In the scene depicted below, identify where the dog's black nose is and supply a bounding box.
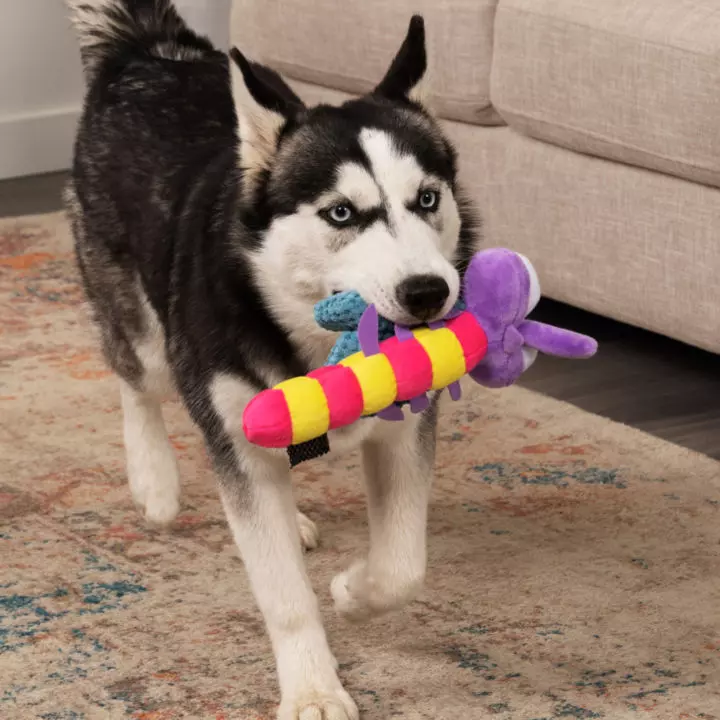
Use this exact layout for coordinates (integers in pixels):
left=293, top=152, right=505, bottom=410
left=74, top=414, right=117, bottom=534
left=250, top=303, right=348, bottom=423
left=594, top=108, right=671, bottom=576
left=396, top=274, right=450, bottom=322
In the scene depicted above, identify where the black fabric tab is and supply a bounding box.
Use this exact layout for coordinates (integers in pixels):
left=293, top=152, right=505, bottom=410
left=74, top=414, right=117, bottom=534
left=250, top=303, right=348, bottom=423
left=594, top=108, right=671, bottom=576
left=288, top=435, right=330, bottom=467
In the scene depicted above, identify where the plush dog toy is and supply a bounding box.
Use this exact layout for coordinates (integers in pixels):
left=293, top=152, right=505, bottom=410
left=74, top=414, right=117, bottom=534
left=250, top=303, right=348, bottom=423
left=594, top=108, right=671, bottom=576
left=243, top=249, right=597, bottom=449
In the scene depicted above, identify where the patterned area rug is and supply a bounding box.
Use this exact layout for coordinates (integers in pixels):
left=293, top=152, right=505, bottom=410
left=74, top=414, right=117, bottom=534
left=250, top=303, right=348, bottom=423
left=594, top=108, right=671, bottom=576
left=1, top=212, right=719, bottom=720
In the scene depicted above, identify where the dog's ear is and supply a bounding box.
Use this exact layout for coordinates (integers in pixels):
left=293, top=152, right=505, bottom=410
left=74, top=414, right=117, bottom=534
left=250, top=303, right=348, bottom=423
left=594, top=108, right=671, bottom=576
left=229, top=48, right=304, bottom=180
left=373, top=15, right=428, bottom=106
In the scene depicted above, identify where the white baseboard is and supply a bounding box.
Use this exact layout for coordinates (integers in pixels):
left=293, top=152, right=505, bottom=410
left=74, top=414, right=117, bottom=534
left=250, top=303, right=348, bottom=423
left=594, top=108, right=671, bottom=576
left=0, top=107, right=81, bottom=180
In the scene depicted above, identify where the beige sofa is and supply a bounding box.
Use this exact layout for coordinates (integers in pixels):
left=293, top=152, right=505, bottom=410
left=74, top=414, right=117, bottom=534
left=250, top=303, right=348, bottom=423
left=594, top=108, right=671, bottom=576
left=232, top=0, right=720, bottom=354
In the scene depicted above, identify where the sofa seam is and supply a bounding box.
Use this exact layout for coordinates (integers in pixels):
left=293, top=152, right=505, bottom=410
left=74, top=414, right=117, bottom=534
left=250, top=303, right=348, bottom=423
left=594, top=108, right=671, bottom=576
left=498, top=109, right=720, bottom=180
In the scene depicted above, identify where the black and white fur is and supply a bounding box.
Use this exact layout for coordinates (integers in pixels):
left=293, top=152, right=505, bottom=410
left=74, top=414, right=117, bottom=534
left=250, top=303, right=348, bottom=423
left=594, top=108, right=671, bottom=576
left=66, top=1, right=478, bottom=717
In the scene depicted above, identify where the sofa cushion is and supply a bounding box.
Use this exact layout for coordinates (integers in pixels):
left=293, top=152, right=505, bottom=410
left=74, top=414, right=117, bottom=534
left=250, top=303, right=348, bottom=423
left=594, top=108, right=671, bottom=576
left=491, top=0, right=720, bottom=188
left=231, top=0, right=503, bottom=126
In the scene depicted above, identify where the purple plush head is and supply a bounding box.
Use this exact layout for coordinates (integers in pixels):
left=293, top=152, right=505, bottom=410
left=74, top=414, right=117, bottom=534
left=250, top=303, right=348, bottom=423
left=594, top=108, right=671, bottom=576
left=464, top=249, right=539, bottom=334
left=463, top=249, right=597, bottom=388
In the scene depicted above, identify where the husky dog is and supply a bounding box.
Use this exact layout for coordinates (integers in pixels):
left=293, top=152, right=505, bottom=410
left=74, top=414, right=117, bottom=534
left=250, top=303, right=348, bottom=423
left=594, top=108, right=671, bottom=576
left=66, top=1, right=478, bottom=716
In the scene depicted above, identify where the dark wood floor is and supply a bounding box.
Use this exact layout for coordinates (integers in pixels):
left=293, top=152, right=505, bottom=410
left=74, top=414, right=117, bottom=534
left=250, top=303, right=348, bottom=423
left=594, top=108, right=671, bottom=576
left=0, top=171, right=71, bottom=218
left=2, top=171, right=719, bottom=459
left=523, top=301, right=719, bottom=458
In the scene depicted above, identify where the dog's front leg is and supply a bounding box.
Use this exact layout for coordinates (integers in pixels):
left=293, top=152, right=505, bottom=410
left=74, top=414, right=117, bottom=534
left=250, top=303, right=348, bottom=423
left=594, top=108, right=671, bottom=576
left=218, top=450, right=357, bottom=719
left=331, top=398, right=439, bottom=621
left=210, top=378, right=358, bottom=720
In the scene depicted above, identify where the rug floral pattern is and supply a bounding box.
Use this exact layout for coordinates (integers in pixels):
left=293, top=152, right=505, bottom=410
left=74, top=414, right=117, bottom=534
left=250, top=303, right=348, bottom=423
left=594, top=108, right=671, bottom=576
left=1, top=213, right=719, bottom=719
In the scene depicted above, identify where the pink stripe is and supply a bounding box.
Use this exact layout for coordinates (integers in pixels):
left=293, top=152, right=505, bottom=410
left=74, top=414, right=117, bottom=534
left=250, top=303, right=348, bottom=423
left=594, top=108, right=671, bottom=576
left=446, top=313, right=488, bottom=371
left=381, top=335, right=433, bottom=401
left=243, top=389, right=293, bottom=448
left=308, top=366, right=364, bottom=429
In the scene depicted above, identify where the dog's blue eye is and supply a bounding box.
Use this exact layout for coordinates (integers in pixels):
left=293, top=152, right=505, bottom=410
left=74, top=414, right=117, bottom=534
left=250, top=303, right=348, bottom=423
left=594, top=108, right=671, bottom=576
left=418, top=189, right=439, bottom=211
left=325, top=204, right=355, bottom=226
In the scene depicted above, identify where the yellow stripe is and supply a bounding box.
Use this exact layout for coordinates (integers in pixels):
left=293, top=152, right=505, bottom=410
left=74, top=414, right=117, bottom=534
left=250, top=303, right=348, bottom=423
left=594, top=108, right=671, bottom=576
left=340, top=352, right=396, bottom=415
left=412, top=327, right=466, bottom=390
left=275, top=376, right=329, bottom=445
left=353, top=354, right=397, bottom=415
left=339, top=351, right=364, bottom=368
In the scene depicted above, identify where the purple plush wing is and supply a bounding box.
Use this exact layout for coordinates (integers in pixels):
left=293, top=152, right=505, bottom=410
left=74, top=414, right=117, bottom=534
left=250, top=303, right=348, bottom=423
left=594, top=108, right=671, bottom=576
left=518, top=320, right=597, bottom=358
left=357, top=304, right=381, bottom=356
left=377, top=405, right=405, bottom=421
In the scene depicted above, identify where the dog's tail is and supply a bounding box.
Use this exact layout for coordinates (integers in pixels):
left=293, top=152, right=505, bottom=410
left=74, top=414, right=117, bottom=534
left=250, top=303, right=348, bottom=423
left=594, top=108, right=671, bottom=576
left=67, top=0, right=215, bottom=82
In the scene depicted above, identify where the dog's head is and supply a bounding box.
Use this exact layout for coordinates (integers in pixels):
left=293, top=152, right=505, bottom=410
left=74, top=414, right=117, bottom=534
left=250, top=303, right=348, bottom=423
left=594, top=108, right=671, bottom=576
left=230, top=16, right=476, bottom=338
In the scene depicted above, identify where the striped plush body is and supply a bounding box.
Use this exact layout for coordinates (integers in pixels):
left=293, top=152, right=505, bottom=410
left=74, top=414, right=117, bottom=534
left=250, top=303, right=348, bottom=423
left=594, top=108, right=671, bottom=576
left=243, top=312, right=488, bottom=448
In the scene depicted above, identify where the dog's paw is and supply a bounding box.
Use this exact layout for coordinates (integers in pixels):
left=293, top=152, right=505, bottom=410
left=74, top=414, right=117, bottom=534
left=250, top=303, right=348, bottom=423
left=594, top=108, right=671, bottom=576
left=331, top=563, right=373, bottom=622
left=128, top=453, right=181, bottom=528
left=143, top=487, right=181, bottom=528
left=296, top=511, right=320, bottom=551
left=278, top=687, right=359, bottom=720
left=331, top=560, right=424, bottom=622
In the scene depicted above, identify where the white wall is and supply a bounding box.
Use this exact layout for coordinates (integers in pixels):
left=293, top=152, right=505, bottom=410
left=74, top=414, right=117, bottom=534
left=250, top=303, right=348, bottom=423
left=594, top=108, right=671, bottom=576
left=176, top=0, right=231, bottom=51
left=0, top=0, right=85, bottom=179
left=0, top=0, right=231, bottom=181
